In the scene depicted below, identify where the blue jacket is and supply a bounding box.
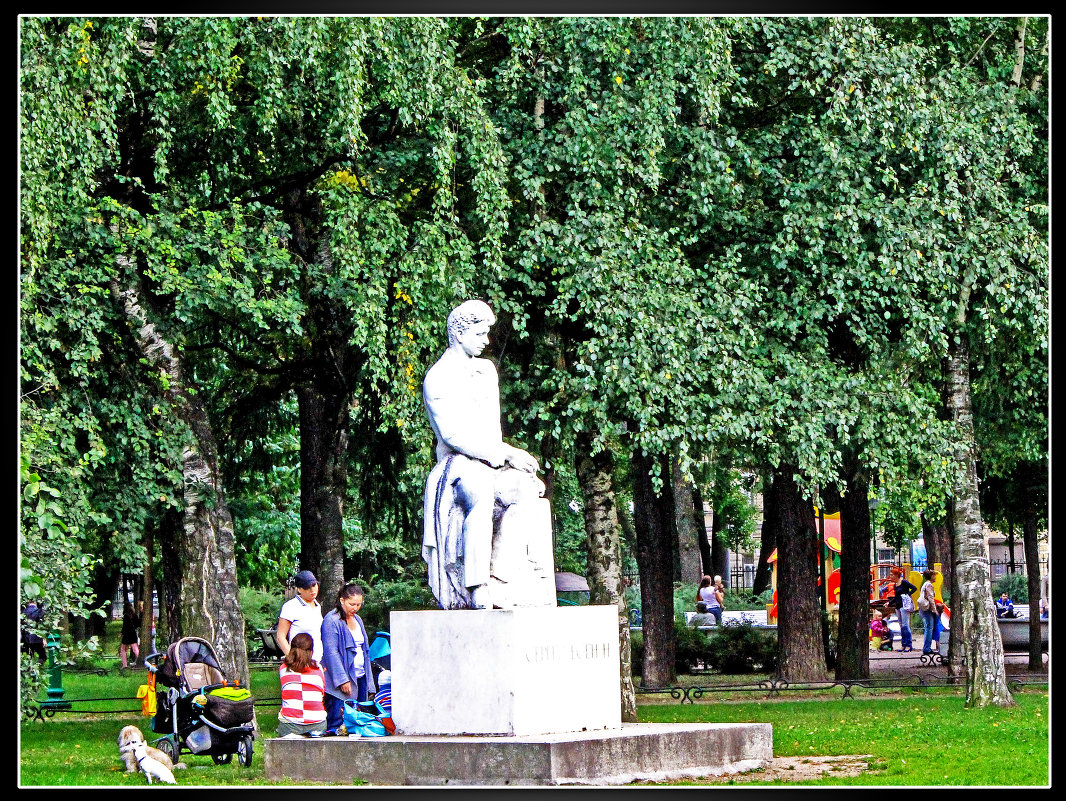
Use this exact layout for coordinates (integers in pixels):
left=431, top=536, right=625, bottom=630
left=320, top=609, right=376, bottom=699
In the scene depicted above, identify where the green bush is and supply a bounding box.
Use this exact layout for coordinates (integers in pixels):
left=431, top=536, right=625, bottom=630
left=629, top=628, right=643, bottom=669
left=359, top=573, right=439, bottom=634
left=630, top=618, right=778, bottom=676
left=674, top=615, right=711, bottom=673
left=993, top=573, right=1029, bottom=603
left=239, top=586, right=285, bottom=640
left=704, top=621, right=777, bottom=674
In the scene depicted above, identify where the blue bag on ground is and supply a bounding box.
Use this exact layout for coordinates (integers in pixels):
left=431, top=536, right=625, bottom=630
left=343, top=699, right=389, bottom=737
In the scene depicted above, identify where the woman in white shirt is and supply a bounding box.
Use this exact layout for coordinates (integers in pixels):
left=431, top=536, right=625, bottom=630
left=696, top=575, right=724, bottom=625
left=277, top=570, right=324, bottom=664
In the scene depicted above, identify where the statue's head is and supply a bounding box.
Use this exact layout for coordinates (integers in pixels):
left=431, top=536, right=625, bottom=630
left=446, top=300, right=496, bottom=348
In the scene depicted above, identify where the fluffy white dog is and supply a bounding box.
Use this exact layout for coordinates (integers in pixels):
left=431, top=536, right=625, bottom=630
left=122, top=740, right=177, bottom=785
left=117, top=725, right=184, bottom=773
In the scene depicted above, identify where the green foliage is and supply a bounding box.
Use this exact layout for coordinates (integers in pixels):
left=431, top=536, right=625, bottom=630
left=549, top=452, right=591, bottom=576
left=358, top=570, right=440, bottom=635
left=629, top=628, right=644, bottom=670
left=237, top=586, right=285, bottom=641
left=19, top=451, right=105, bottom=717
left=674, top=616, right=711, bottom=674
left=706, top=466, right=760, bottom=557
left=703, top=621, right=778, bottom=674
left=993, top=574, right=1028, bottom=604
left=20, top=17, right=1047, bottom=682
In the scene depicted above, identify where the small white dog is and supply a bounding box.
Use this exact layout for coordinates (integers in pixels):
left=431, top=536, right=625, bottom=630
left=117, top=725, right=184, bottom=774
left=122, top=740, right=177, bottom=784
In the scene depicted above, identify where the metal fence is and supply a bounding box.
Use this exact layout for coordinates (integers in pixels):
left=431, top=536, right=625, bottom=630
left=988, top=557, right=1049, bottom=581
left=729, top=565, right=758, bottom=595
left=626, top=555, right=1047, bottom=600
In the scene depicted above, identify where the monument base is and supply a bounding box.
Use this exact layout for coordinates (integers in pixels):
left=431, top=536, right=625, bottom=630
left=263, top=722, right=774, bottom=785
left=391, top=606, right=622, bottom=736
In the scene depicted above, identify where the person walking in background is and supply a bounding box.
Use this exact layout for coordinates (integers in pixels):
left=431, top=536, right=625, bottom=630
left=277, top=570, right=324, bottom=664
left=886, top=567, right=918, bottom=652
left=320, top=583, right=376, bottom=736
left=277, top=632, right=327, bottom=738
left=120, top=600, right=142, bottom=669
left=918, top=569, right=938, bottom=655
left=21, top=600, right=46, bottom=661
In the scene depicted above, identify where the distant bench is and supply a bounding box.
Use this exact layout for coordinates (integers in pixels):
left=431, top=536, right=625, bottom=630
left=250, top=628, right=284, bottom=661
left=685, top=611, right=776, bottom=630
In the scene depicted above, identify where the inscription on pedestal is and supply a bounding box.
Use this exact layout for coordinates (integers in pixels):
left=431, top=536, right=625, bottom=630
left=392, top=606, right=622, bottom=736
left=525, top=640, right=614, bottom=663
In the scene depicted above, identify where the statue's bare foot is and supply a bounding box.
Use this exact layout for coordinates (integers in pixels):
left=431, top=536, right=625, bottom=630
left=470, top=585, right=492, bottom=609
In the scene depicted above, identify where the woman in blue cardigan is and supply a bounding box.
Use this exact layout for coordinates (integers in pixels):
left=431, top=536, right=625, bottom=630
left=320, top=582, right=376, bottom=735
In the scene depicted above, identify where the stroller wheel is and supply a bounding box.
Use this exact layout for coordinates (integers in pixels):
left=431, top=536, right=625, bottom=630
left=237, top=734, right=254, bottom=767
left=212, top=752, right=233, bottom=765
left=158, top=736, right=180, bottom=765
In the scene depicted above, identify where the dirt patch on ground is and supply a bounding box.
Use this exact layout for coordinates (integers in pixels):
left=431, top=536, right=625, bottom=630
left=702, top=754, right=876, bottom=784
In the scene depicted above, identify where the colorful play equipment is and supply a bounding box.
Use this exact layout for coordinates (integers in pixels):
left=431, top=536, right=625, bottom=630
left=762, top=507, right=948, bottom=633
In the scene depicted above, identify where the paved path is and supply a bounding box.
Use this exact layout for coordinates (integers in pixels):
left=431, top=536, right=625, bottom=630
left=868, top=646, right=1047, bottom=678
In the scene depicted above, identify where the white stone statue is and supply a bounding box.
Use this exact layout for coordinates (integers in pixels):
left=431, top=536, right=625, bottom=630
left=422, top=300, right=556, bottom=610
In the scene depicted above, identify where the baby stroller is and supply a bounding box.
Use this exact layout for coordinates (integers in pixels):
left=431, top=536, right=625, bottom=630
left=145, top=636, right=256, bottom=767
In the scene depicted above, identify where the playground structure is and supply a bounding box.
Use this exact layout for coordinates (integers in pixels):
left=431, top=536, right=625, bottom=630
left=764, top=510, right=948, bottom=637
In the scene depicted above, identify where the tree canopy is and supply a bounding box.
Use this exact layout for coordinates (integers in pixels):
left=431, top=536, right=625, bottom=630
left=20, top=15, right=1047, bottom=712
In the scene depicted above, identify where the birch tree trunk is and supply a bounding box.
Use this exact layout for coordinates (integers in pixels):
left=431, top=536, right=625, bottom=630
left=159, top=506, right=183, bottom=646
left=111, top=277, right=250, bottom=686
left=576, top=434, right=638, bottom=722
left=945, top=328, right=1013, bottom=707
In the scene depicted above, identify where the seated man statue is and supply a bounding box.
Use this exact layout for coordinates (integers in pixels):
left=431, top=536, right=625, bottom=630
left=421, top=300, right=555, bottom=610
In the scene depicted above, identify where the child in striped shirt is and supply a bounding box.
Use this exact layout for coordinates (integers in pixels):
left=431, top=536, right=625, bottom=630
left=277, top=632, right=327, bottom=738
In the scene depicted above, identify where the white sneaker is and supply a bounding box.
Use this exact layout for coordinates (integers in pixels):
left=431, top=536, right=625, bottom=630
left=279, top=733, right=304, bottom=739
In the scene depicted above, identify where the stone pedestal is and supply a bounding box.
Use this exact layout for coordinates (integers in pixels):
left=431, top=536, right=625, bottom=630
left=390, top=606, right=622, bottom=736
left=264, top=723, right=775, bottom=785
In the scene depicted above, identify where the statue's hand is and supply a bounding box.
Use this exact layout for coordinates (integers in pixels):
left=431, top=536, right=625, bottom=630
left=504, top=447, right=539, bottom=474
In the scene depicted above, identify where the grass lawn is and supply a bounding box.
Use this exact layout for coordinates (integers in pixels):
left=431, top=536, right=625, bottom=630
left=20, top=666, right=1048, bottom=787
left=639, top=690, right=1049, bottom=786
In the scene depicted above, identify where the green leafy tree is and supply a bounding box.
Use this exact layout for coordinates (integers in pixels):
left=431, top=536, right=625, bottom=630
left=476, top=16, right=738, bottom=696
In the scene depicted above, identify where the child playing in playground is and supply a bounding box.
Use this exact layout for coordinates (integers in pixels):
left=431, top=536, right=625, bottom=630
left=869, top=610, right=889, bottom=651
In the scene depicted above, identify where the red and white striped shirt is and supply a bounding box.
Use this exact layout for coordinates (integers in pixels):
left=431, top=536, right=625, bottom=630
left=278, top=666, right=327, bottom=725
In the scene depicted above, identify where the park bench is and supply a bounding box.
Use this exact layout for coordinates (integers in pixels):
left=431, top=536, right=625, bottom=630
left=250, top=628, right=284, bottom=662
